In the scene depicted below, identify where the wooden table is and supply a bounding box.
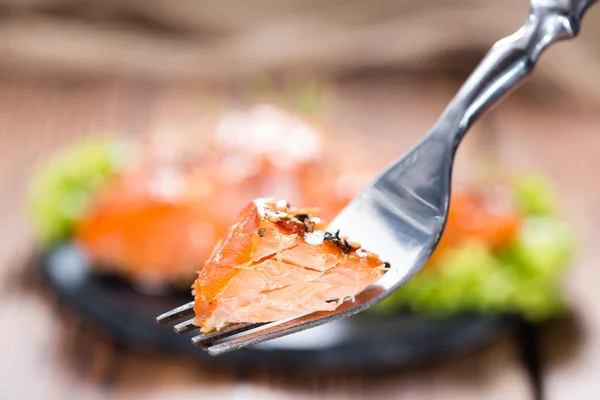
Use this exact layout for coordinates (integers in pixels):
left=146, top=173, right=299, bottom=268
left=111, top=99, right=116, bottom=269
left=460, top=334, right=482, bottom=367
left=0, top=73, right=598, bottom=399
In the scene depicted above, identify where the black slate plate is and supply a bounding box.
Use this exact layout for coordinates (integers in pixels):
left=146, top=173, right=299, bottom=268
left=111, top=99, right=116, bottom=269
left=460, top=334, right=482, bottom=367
left=39, top=243, right=520, bottom=372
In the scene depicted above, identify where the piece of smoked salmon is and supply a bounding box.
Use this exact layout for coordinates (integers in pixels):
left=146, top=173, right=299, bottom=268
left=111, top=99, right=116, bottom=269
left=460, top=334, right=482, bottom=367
left=192, top=198, right=387, bottom=333
left=74, top=105, right=376, bottom=286
left=425, top=186, right=522, bottom=268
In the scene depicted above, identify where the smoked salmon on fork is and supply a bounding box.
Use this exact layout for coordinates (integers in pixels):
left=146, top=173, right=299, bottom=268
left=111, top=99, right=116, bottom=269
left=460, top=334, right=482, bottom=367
left=157, top=198, right=388, bottom=349
left=158, top=0, right=595, bottom=354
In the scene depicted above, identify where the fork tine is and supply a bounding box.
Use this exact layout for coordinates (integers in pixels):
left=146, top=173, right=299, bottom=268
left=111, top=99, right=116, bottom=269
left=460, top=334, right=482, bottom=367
left=205, top=287, right=383, bottom=355
left=191, top=323, right=265, bottom=348
left=174, top=318, right=200, bottom=334
left=156, top=301, right=195, bottom=324
left=205, top=312, right=329, bottom=355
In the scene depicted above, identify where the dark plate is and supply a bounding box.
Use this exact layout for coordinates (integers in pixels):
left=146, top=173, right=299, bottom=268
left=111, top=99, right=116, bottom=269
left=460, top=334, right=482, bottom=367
left=39, top=243, right=520, bottom=372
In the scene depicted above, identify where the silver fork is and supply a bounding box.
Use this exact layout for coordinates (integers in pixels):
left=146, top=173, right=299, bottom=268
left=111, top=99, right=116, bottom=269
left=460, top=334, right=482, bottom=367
left=156, top=0, right=596, bottom=355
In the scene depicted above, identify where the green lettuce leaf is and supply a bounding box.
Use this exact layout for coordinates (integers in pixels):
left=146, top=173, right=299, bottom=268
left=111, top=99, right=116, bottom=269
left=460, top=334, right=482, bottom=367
left=27, top=138, right=130, bottom=247
left=513, top=172, right=558, bottom=216
left=372, top=215, right=573, bottom=321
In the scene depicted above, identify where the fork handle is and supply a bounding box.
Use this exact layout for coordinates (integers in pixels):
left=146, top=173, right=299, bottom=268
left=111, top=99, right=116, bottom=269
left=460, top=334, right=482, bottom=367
left=433, top=0, right=596, bottom=147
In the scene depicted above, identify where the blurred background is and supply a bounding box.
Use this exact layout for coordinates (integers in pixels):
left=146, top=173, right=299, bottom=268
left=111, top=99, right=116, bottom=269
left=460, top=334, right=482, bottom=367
left=2, top=1, right=600, bottom=399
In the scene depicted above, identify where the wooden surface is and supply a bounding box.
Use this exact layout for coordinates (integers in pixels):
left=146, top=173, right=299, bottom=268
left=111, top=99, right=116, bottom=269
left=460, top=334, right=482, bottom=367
left=3, top=0, right=600, bottom=113
left=0, top=74, right=598, bottom=399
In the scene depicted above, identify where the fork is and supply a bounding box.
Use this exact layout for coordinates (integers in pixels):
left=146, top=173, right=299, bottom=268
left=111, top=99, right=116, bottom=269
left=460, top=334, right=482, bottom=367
left=157, top=0, right=596, bottom=355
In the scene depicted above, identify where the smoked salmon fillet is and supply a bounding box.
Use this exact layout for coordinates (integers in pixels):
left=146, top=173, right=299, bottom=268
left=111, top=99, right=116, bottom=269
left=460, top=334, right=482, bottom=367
left=192, top=198, right=387, bottom=332
left=73, top=105, right=379, bottom=286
